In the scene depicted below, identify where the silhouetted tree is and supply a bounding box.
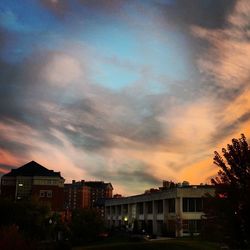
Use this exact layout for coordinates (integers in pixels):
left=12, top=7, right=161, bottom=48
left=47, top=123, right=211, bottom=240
left=204, top=134, right=250, bottom=248
left=0, top=198, right=50, bottom=240
left=70, top=209, right=105, bottom=245
left=0, top=225, right=36, bottom=250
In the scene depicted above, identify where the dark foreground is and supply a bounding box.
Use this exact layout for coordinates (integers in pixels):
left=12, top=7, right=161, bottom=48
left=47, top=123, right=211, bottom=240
left=73, top=238, right=220, bottom=250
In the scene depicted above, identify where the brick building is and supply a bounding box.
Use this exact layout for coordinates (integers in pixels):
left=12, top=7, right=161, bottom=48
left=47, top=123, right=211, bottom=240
left=64, top=180, right=91, bottom=210
left=85, top=181, right=113, bottom=218
left=85, top=181, right=113, bottom=207
left=0, top=161, right=65, bottom=211
left=64, top=180, right=113, bottom=217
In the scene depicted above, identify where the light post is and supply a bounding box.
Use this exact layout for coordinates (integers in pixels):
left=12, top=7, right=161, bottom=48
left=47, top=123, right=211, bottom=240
left=124, top=216, right=128, bottom=231
left=48, top=218, right=54, bottom=241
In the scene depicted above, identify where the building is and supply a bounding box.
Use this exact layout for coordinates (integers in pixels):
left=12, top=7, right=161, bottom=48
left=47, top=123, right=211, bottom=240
left=64, top=180, right=91, bottom=210
left=0, top=161, right=65, bottom=211
left=85, top=181, right=113, bottom=217
left=63, top=180, right=113, bottom=218
left=85, top=181, right=113, bottom=206
left=105, top=184, right=215, bottom=237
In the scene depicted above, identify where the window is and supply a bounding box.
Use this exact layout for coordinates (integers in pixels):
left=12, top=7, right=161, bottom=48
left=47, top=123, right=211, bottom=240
left=182, top=220, right=201, bottom=233
left=189, top=199, right=195, bottom=212
left=40, top=190, right=45, bottom=197
left=196, top=198, right=202, bottom=211
left=168, top=199, right=175, bottom=213
left=107, top=207, right=111, bottom=215
left=138, top=203, right=144, bottom=214
left=147, top=202, right=153, bottom=214
left=123, top=204, right=128, bottom=214
left=182, top=198, right=203, bottom=212
left=47, top=190, right=52, bottom=198
left=117, top=205, right=121, bottom=215
left=39, top=190, right=52, bottom=198
left=157, top=200, right=163, bottom=213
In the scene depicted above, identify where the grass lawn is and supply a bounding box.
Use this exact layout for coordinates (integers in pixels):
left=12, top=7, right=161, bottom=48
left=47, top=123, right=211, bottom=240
left=73, top=238, right=220, bottom=250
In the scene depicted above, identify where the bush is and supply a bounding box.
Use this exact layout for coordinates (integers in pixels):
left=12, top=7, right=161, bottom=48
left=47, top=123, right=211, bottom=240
left=0, top=225, right=36, bottom=250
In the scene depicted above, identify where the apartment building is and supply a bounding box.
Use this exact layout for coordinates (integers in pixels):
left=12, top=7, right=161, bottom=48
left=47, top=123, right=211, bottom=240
left=63, top=180, right=113, bottom=218
left=85, top=181, right=113, bottom=217
left=105, top=184, right=215, bottom=237
left=0, top=161, right=65, bottom=211
left=64, top=180, right=91, bottom=210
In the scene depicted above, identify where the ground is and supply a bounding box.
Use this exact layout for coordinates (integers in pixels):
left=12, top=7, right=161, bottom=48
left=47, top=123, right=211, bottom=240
left=73, top=238, right=220, bottom=250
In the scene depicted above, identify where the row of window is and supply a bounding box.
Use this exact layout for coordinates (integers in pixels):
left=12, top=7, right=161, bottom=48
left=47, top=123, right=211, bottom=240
left=183, top=198, right=203, bottom=212
left=108, top=219, right=202, bottom=234
left=35, top=180, right=60, bottom=185
left=39, top=190, right=52, bottom=198
left=107, top=198, right=203, bottom=214
left=182, top=219, right=201, bottom=233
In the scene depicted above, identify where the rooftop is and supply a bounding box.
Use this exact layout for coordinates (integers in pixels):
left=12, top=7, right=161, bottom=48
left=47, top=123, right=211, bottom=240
left=85, top=181, right=113, bottom=189
left=3, top=161, right=64, bottom=179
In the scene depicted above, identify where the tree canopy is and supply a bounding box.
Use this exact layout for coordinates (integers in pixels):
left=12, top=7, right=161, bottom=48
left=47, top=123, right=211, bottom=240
left=70, top=209, right=105, bottom=245
left=206, top=134, right=250, bottom=248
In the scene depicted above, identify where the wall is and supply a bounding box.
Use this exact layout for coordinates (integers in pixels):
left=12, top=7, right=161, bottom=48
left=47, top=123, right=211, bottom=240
left=105, top=186, right=215, bottom=237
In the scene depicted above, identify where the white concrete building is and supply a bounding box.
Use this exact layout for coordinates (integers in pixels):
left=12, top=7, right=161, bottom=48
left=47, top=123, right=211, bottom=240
left=105, top=185, right=215, bottom=237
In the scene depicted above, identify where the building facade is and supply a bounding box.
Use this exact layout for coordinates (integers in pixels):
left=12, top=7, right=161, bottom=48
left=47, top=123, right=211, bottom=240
left=63, top=180, right=113, bottom=218
left=0, top=161, right=65, bottom=211
left=85, top=181, right=113, bottom=218
left=105, top=185, right=215, bottom=237
left=64, top=180, right=91, bottom=210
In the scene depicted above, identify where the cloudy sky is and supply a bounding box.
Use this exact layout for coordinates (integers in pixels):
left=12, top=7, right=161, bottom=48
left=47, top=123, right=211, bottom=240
left=0, top=0, right=249, bottom=195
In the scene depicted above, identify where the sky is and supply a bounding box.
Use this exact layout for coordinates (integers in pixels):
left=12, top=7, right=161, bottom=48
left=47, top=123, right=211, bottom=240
left=0, top=0, right=250, bottom=195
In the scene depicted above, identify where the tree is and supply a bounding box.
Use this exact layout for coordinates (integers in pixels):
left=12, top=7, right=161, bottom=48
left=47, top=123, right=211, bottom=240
left=70, top=209, right=105, bottom=245
left=206, top=134, right=250, bottom=248
left=0, top=197, right=51, bottom=240
left=0, top=225, right=36, bottom=250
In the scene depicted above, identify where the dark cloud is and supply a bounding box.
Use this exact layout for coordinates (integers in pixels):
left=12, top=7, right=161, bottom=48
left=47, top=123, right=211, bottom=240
left=214, top=111, right=250, bottom=144
left=200, top=81, right=243, bottom=101
left=0, top=135, right=31, bottom=157
left=39, top=0, right=69, bottom=17
left=62, top=127, right=114, bottom=151
left=117, top=168, right=161, bottom=187
left=163, top=0, right=236, bottom=29
left=124, top=116, right=164, bottom=144
left=89, top=161, right=161, bottom=189
left=39, top=0, right=125, bottom=18
left=0, top=29, right=6, bottom=49
left=0, top=55, right=101, bottom=154
left=0, top=54, right=69, bottom=148
left=0, top=163, right=15, bottom=175
left=77, top=0, right=124, bottom=12
left=0, top=53, right=120, bottom=153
